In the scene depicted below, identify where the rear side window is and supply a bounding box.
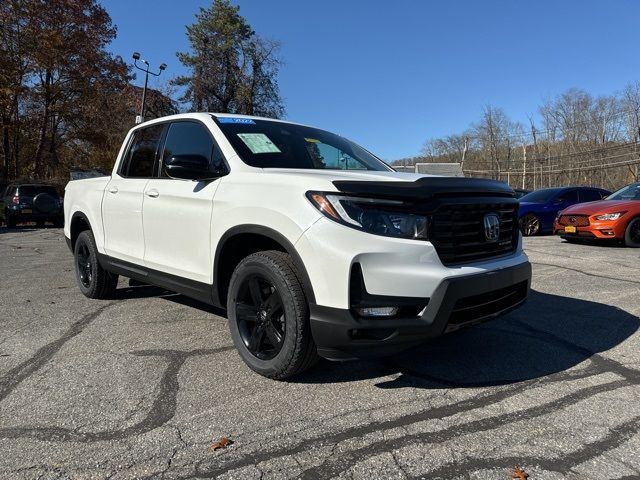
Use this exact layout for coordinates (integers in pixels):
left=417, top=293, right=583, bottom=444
left=556, top=190, right=579, bottom=203
left=579, top=189, right=605, bottom=202
left=160, top=121, right=224, bottom=176
left=121, top=124, right=165, bottom=178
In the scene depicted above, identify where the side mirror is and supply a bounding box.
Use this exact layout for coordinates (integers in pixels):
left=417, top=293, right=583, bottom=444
left=164, top=154, right=221, bottom=181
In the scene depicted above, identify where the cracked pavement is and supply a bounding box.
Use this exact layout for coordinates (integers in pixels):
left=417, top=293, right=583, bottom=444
left=0, top=228, right=639, bottom=479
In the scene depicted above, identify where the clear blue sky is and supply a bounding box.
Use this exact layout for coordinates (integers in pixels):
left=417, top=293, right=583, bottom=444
left=102, top=0, right=639, bottom=161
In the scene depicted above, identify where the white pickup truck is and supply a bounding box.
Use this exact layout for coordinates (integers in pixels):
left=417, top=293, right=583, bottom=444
left=64, top=113, right=531, bottom=379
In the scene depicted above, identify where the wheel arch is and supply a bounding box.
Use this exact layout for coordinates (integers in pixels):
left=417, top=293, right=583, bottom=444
left=69, top=211, right=93, bottom=251
left=213, top=225, right=316, bottom=308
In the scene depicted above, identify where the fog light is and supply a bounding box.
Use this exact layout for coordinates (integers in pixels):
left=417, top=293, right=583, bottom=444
left=356, top=307, right=399, bottom=317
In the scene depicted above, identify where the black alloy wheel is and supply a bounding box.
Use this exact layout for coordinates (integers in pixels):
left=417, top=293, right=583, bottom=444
left=76, top=240, right=93, bottom=288
left=235, top=274, right=286, bottom=360
left=520, top=214, right=540, bottom=236
left=624, top=217, right=640, bottom=247
left=73, top=230, right=118, bottom=298
left=227, top=250, right=318, bottom=379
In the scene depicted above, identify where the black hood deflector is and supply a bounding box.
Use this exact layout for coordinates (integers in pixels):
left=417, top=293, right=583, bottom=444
left=332, top=177, right=515, bottom=201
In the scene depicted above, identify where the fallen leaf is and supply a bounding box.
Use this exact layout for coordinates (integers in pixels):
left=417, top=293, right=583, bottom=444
left=209, top=437, right=234, bottom=451
left=512, top=465, right=529, bottom=479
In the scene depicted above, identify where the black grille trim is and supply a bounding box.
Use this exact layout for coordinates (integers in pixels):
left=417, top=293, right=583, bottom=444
left=448, top=280, right=528, bottom=326
left=430, top=201, right=519, bottom=265
left=330, top=178, right=519, bottom=266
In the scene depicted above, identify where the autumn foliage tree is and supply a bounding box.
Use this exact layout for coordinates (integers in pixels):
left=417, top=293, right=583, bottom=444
left=0, top=0, right=132, bottom=182
left=173, top=0, right=284, bottom=118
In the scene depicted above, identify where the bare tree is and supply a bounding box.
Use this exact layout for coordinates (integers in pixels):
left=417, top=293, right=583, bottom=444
left=472, top=105, right=521, bottom=180
left=622, top=81, right=640, bottom=143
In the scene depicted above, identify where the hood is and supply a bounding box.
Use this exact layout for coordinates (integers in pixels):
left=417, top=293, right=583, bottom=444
left=560, top=199, right=640, bottom=215
left=261, top=169, right=515, bottom=200
left=263, top=168, right=429, bottom=183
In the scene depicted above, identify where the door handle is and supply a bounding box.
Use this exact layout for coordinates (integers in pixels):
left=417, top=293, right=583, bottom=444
left=108, top=186, right=118, bottom=194
left=145, top=189, right=159, bottom=198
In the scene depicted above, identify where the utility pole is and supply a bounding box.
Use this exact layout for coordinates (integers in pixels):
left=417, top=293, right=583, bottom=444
left=132, top=52, right=167, bottom=124
left=529, top=121, right=539, bottom=190
left=521, top=143, right=527, bottom=189
left=546, top=127, right=552, bottom=187
left=460, top=136, right=469, bottom=173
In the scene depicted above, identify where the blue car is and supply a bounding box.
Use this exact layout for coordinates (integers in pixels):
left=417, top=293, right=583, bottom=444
left=518, top=186, right=610, bottom=236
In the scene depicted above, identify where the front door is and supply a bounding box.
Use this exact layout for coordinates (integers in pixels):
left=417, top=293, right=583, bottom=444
left=102, top=123, right=165, bottom=264
left=142, top=120, right=226, bottom=283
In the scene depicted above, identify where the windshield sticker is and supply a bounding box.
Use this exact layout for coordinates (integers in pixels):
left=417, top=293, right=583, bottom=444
left=237, top=133, right=281, bottom=154
left=218, top=117, right=256, bottom=124
left=305, top=137, right=321, bottom=143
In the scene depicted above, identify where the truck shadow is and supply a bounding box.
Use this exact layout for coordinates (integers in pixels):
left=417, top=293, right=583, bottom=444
left=112, top=280, right=226, bottom=316
left=293, top=289, right=639, bottom=389
left=110, top=284, right=638, bottom=389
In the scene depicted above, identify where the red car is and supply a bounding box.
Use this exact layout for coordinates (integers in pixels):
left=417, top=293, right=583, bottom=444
left=554, top=182, right=640, bottom=247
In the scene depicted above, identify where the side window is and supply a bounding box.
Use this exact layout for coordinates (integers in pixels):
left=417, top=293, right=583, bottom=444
left=307, top=142, right=368, bottom=170
left=556, top=190, right=578, bottom=203
left=579, top=189, right=602, bottom=202
left=121, top=124, right=164, bottom=178
left=161, top=121, right=223, bottom=177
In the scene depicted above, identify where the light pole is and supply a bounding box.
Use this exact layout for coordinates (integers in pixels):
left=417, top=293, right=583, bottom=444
left=132, top=52, right=166, bottom=124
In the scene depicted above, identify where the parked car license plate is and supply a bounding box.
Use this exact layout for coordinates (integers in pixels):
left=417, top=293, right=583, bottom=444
left=22, top=209, right=32, bottom=214
left=564, top=225, right=576, bottom=233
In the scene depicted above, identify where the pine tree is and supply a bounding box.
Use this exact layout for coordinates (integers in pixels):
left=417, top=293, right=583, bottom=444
left=173, top=0, right=284, bottom=118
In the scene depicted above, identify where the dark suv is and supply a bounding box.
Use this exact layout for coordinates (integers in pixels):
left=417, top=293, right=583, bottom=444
left=2, top=184, right=64, bottom=228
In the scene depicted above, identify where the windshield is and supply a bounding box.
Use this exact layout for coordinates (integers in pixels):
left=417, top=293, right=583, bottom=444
left=607, top=182, right=640, bottom=200
left=519, top=188, right=562, bottom=203
left=215, top=117, right=392, bottom=171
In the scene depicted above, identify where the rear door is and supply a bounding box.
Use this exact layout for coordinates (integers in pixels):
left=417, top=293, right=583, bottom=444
left=102, top=123, right=165, bottom=264
left=142, top=120, right=226, bottom=283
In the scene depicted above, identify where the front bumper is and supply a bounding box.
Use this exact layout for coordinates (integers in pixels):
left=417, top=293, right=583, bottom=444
left=554, top=220, right=626, bottom=240
left=310, top=261, right=531, bottom=360
left=295, top=217, right=529, bottom=309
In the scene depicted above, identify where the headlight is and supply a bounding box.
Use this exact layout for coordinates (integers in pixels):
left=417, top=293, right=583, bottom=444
left=307, top=191, right=429, bottom=240
left=595, top=212, right=625, bottom=221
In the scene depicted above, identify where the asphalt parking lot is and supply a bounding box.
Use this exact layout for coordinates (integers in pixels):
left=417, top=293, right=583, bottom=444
left=0, top=228, right=639, bottom=480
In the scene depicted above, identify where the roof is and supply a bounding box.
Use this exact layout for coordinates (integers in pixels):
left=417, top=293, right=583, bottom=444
left=135, top=112, right=306, bottom=129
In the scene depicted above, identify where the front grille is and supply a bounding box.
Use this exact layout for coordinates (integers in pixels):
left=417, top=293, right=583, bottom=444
left=558, top=214, right=590, bottom=227
left=430, top=202, right=519, bottom=265
left=448, top=280, right=528, bottom=326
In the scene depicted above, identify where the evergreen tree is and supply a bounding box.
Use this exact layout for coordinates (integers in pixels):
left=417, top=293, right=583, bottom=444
left=173, top=0, right=284, bottom=118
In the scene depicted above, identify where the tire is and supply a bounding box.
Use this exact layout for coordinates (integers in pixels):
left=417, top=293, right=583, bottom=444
left=227, top=250, right=318, bottom=379
left=624, top=217, right=640, bottom=248
left=36, top=220, right=45, bottom=228
left=519, top=213, right=540, bottom=236
left=33, top=193, right=57, bottom=215
left=6, top=214, right=17, bottom=228
left=74, top=230, right=119, bottom=299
